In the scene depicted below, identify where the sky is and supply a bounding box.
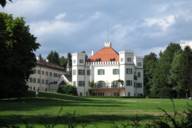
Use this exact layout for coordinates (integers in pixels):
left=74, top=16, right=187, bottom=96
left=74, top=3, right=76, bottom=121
left=1, top=0, right=192, bottom=57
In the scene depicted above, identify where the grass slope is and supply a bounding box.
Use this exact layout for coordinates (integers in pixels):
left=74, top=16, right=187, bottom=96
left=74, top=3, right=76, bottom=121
left=0, top=92, right=191, bottom=126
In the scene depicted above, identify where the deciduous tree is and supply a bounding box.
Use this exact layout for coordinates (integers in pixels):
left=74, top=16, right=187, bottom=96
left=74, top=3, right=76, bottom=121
left=0, top=13, right=39, bottom=98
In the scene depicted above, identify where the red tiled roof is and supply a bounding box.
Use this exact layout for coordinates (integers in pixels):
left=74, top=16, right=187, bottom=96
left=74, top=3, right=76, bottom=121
left=89, top=47, right=119, bottom=62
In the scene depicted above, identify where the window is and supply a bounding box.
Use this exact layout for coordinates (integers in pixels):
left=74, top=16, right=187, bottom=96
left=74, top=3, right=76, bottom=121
left=121, top=58, right=123, bottom=62
left=87, top=70, right=90, bottom=75
left=46, top=80, right=48, bottom=84
left=78, top=69, right=85, bottom=75
left=79, top=59, right=84, bottom=63
left=98, top=69, right=105, bottom=75
left=54, top=73, right=57, bottom=77
left=33, top=69, right=36, bottom=74
left=78, top=81, right=85, bottom=87
left=46, top=71, right=48, bottom=76
left=42, top=79, right=44, bottom=84
left=126, top=80, right=132, bottom=86
left=33, top=78, right=36, bottom=83
left=42, top=70, right=44, bottom=75
left=114, top=92, right=119, bottom=96
left=72, top=70, right=76, bottom=75
left=73, top=60, right=76, bottom=64
left=37, top=78, right=41, bottom=83
left=137, top=72, right=141, bottom=77
left=126, top=68, right=132, bottom=74
left=49, top=72, right=52, bottom=77
left=38, top=70, right=41, bottom=74
left=127, top=57, right=132, bottom=62
left=135, top=83, right=142, bottom=88
left=137, top=62, right=142, bottom=66
left=29, top=77, right=33, bottom=82
left=113, top=69, right=119, bottom=75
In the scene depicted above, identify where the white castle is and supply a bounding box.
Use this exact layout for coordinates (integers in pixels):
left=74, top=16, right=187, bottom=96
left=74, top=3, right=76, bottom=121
left=72, top=42, right=144, bottom=96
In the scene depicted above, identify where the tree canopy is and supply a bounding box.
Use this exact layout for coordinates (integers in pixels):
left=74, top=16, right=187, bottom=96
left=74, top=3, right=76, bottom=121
left=144, top=43, right=192, bottom=98
left=0, top=13, right=39, bottom=98
left=0, top=0, right=11, bottom=7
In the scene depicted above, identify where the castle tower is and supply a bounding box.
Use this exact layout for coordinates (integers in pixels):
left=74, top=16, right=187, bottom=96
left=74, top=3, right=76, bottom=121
left=72, top=52, right=89, bottom=96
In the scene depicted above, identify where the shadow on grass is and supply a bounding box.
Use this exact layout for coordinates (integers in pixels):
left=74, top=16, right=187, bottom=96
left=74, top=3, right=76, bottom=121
left=0, top=96, right=125, bottom=111
left=0, top=114, right=159, bottom=125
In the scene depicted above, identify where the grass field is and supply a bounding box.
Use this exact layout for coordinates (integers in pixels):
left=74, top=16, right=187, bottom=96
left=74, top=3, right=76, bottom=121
left=0, top=92, right=192, bottom=127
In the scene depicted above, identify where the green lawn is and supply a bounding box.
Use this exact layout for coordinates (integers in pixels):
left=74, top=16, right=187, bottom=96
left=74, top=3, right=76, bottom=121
left=0, top=92, right=191, bottom=127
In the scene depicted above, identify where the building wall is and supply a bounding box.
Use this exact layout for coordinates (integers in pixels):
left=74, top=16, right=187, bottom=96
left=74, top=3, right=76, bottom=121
left=27, top=65, right=65, bottom=92
left=72, top=50, right=144, bottom=96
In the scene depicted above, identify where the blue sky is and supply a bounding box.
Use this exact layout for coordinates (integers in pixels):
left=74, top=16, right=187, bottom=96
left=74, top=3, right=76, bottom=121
left=1, top=0, right=192, bottom=57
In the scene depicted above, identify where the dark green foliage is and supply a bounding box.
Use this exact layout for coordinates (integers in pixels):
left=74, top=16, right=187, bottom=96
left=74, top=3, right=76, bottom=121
left=0, top=0, right=11, bottom=7
left=150, top=43, right=182, bottom=97
left=57, top=84, right=77, bottom=95
left=0, top=13, right=39, bottom=98
left=67, top=53, right=72, bottom=69
left=59, top=56, right=68, bottom=71
left=143, top=53, right=157, bottom=96
left=47, top=51, right=60, bottom=65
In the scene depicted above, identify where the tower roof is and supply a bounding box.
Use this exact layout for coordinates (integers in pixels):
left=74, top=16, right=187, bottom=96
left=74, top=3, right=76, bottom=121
left=89, top=42, right=119, bottom=62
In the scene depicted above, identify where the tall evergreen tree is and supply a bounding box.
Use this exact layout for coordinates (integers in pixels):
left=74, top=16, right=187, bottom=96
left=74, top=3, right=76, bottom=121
left=47, top=51, right=60, bottom=65
left=183, top=46, right=192, bottom=97
left=152, top=43, right=182, bottom=97
left=143, top=52, right=157, bottom=96
left=60, top=56, right=68, bottom=71
left=67, top=53, right=72, bottom=69
left=170, top=51, right=187, bottom=97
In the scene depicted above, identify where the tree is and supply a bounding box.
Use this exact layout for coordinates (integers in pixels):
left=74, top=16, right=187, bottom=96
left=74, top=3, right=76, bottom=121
left=60, top=56, right=68, bottom=71
left=143, top=53, right=157, bottom=96
left=151, top=43, right=181, bottom=97
left=183, top=46, right=192, bottom=97
left=0, top=0, right=11, bottom=7
left=67, top=53, right=72, bottom=69
left=170, top=51, right=187, bottom=97
left=57, top=84, right=77, bottom=95
left=0, top=13, right=39, bottom=98
left=38, top=54, right=44, bottom=61
left=47, top=51, right=60, bottom=65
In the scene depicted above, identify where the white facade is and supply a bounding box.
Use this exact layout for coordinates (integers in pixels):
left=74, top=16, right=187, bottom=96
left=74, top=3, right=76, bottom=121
left=27, top=61, right=65, bottom=92
left=72, top=42, right=144, bottom=96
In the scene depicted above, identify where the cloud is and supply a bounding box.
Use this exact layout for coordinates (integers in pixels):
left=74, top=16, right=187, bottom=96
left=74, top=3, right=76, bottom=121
left=55, top=13, right=66, bottom=20
left=144, top=15, right=176, bottom=31
left=178, top=40, right=192, bottom=49
left=0, top=0, right=51, bottom=19
left=30, top=14, right=77, bottom=38
left=2, top=0, right=192, bottom=57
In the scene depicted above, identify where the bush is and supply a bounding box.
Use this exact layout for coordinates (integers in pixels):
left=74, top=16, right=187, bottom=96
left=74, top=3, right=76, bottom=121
left=57, top=84, right=77, bottom=95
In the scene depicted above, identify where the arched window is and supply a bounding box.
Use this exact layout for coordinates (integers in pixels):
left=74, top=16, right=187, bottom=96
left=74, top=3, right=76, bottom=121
left=96, top=81, right=106, bottom=88
left=111, top=80, right=119, bottom=88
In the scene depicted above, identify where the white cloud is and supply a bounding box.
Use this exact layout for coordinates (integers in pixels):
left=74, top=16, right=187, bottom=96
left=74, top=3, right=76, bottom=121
left=0, top=0, right=50, bottom=18
left=144, top=15, right=176, bottom=31
left=178, top=40, right=192, bottom=49
left=55, top=13, right=66, bottom=20
left=30, top=19, right=77, bottom=38
left=140, top=46, right=166, bottom=56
